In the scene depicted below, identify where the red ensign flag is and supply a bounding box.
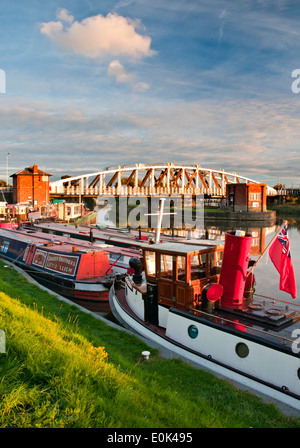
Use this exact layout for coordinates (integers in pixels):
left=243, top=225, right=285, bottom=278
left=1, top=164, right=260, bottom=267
left=269, top=223, right=297, bottom=299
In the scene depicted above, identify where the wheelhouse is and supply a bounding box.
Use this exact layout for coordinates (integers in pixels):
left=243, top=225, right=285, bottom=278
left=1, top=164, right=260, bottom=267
left=142, top=242, right=224, bottom=310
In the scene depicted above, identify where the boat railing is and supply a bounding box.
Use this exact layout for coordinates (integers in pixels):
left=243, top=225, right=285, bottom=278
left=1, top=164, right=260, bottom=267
left=253, top=293, right=300, bottom=308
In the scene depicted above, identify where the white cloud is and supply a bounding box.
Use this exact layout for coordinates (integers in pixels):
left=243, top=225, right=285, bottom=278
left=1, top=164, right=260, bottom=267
left=56, top=8, right=74, bottom=23
left=40, top=11, right=155, bottom=60
left=108, top=60, right=133, bottom=84
left=108, top=60, right=150, bottom=91
left=40, top=20, right=63, bottom=36
left=218, top=8, right=227, bottom=41
left=1, top=96, right=299, bottom=186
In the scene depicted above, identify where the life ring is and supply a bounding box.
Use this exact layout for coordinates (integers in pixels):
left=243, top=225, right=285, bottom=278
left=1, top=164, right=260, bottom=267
left=50, top=210, right=57, bottom=218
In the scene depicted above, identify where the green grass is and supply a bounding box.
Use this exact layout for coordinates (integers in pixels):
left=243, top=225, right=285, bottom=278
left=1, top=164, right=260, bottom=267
left=0, top=261, right=299, bottom=428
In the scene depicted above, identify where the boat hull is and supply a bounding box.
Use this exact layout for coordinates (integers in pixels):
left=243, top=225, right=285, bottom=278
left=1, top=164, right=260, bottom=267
left=3, top=256, right=111, bottom=312
left=27, top=266, right=110, bottom=312
left=0, top=228, right=112, bottom=312
left=109, top=283, right=300, bottom=411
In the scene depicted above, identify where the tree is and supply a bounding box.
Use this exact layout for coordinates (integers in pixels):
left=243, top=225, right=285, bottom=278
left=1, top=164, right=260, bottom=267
left=273, top=183, right=285, bottom=190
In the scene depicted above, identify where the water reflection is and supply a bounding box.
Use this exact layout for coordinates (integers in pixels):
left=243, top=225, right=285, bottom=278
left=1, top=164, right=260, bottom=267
left=250, top=218, right=300, bottom=305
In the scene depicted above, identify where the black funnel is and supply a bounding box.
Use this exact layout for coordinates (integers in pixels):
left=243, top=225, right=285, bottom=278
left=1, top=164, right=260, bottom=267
left=129, top=257, right=143, bottom=284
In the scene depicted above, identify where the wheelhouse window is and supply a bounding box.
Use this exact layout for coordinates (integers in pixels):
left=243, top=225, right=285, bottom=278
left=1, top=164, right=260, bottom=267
left=160, top=254, right=173, bottom=279
left=144, top=251, right=156, bottom=277
left=191, top=253, right=207, bottom=280
left=208, top=250, right=223, bottom=276
left=176, top=256, right=186, bottom=282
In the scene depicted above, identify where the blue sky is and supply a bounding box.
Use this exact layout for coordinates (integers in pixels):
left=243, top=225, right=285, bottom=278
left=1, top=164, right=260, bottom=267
left=1, top=0, right=300, bottom=187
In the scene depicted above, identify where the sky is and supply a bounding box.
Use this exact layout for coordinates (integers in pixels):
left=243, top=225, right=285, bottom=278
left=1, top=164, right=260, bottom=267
left=0, top=0, right=300, bottom=187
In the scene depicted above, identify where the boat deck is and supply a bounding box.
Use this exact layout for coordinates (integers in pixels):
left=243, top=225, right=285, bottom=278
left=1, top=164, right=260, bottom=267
left=34, top=222, right=223, bottom=248
left=34, top=222, right=155, bottom=248
left=114, top=281, right=300, bottom=355
left=188, top=296, right=300, bottom=353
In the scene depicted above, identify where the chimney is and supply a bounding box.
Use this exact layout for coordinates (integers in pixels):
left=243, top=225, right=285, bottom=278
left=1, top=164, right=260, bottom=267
left=33, top=164, right=38, bottom=174
left=219, top=230, right=252, bottom=307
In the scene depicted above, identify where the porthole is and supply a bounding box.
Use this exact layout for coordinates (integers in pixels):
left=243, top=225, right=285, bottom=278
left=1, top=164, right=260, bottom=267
left=297, top=368, right=300, bottom=380
left=188, top=325, right=198, bottom=339
left=235, top=342, right=249, bottom=358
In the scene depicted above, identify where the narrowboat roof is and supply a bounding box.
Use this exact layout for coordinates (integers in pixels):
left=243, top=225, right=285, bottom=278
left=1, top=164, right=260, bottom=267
left=0, top=228, right=142, bottom=257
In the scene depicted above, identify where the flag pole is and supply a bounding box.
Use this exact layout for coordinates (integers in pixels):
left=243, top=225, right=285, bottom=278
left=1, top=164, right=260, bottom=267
left=245, top=220, right=288, bottom=279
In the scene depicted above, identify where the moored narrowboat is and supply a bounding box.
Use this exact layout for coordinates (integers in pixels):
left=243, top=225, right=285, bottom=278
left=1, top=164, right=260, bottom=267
left=0, top=227, right=128, bottom=311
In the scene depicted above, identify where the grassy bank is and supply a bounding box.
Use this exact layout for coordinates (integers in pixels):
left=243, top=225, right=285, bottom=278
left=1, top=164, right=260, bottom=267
left=0, top=261, right=299, bottom=428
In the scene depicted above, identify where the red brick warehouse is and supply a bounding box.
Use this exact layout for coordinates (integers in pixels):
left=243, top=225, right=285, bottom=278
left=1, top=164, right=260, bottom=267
left=11, top=164, right=52, bottom=208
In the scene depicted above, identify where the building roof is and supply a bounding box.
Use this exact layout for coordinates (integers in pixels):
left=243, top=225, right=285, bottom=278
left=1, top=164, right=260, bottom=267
left=11, top=164, right=52, bottom=177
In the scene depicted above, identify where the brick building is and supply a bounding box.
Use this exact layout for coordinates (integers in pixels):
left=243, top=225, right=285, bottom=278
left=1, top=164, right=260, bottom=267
left=11, top=164, right=52, bottom=208
left=226, top=183, right=267, bottom=213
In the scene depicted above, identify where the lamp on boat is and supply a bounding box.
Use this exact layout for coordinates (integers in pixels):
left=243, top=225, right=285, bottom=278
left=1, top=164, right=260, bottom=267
left=201, top=283, right=223, bottom=311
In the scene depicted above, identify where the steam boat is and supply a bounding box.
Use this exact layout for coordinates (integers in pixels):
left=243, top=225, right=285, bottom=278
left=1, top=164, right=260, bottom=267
left=0, top=227, right=142, bottom=311
left=110, top=229, right=300, bottom=410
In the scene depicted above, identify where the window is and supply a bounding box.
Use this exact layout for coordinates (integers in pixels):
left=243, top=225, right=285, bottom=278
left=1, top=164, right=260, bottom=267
left=209, top=251, right=223, bottom=276
left=145, top=251, right=156, bottom=276
left=191, top=254, right=200, bottom=267
left=188, top=325, right=198, bottom=339
left=160, top=254, right=173, bottom=279
left=177, top=256, right=186, bottom=282
left=0, top=240, right=9, bottom=253
left=235, top=342, right=249, bottom=358
left=191, top=253, right=206, bottom=280
left=110, top=253, right=124, bottom=262
left=249, top=193, right=261, bottom=201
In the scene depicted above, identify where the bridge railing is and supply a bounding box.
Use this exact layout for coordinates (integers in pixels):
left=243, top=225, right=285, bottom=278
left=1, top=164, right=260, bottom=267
left=50, top=184, right=224, bottom=197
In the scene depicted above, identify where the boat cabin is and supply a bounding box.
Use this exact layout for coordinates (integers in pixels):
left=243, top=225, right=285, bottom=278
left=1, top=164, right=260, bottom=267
left=142, top=242, right=224, bottom=310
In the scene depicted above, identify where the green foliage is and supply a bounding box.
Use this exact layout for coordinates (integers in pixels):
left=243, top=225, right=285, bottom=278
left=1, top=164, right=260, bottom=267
left=268, top=204, right=300, bottom=216
left=0, top=261, right=299, bottom=428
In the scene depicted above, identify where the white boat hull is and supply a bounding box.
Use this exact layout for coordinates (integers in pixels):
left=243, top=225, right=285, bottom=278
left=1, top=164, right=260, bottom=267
left=109, top=285, right=300, bottom=411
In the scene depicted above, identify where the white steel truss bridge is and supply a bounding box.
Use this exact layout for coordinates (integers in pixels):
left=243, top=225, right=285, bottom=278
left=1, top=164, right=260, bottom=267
left=49, top=163, right=277, bottom=198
